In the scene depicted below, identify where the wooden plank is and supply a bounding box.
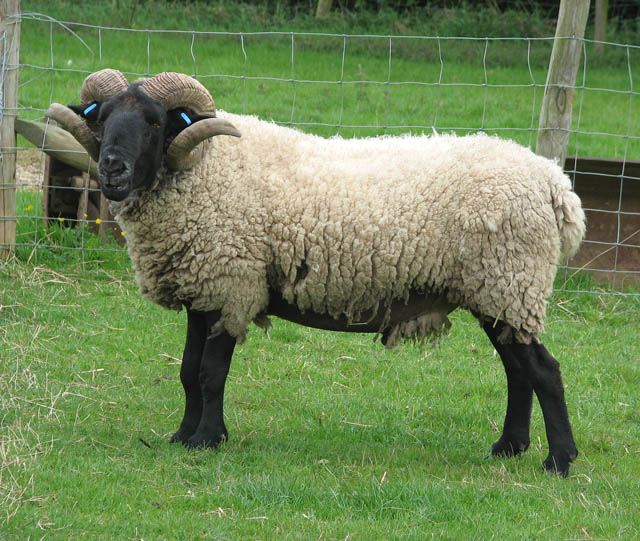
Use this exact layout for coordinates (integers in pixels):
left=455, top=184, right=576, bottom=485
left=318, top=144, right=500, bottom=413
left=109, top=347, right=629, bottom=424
left=565, top=156, right=640, bottom=181
left=564, top=156, right=640, bottom=286
left=44, top=158, right=83, bottom=223
left=536, top=0, right=590, bottom=166
left=42, top=153, right=51, bottom=226
left=15, top=119, right=98, bottom=178
left=0, top=0, right=21, bottom=258
left=76, top=172, right=90, bottom=224
left=98, top=194, right=109, bottom=238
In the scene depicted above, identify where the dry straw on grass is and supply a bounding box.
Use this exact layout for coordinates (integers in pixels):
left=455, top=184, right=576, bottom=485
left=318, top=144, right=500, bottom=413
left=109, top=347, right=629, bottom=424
left=0, top=263, right=73, bottom=524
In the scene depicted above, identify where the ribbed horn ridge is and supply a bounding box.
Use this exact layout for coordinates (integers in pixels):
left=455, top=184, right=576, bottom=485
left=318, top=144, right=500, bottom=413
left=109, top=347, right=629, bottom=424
left=141, top=72, right=216, bottom=115
left=81, top=68, right=129, bottom=104
left=141, top=72, right=240, bottom=171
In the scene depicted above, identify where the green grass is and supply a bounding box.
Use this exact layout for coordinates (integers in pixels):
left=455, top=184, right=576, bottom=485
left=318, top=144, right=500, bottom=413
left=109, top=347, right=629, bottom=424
left=1, top=257, right=639, bottom=538
left=13, top=191, right=128, bottom=269
left=3, top=2, right=640, bottom=538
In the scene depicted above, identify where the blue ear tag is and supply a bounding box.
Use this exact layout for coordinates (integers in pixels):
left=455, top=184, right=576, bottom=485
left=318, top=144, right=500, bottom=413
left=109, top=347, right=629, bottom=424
left=83, top=103, right=97, bottom=116
left=180, top=112, right=192, bottom=125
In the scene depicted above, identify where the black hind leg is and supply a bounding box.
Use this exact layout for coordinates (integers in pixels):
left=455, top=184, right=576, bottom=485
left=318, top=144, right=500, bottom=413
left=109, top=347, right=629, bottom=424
left=482, top=321, right=578, bottom=476
left=482, top=322, right=533, bottom=457
left=526, top=342, right=578, bottom=476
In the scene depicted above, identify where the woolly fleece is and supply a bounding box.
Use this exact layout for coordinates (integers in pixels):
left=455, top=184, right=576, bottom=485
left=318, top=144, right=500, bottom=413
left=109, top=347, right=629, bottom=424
left=112, top=112, right=586, bottom=346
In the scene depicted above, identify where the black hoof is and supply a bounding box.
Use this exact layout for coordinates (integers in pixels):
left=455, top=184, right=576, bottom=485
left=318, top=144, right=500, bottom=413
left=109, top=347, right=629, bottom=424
left=491, top=436, right=530, bottom=458
left=170, top=426, right=196, bottom=444
left=183, top=430, right=228, bottom=450
left=542, top=448, right=578, bottom=478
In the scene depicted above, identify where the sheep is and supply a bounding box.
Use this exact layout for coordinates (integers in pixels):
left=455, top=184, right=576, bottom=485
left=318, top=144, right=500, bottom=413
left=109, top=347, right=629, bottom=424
left=47, top=69, right=586, bottom=476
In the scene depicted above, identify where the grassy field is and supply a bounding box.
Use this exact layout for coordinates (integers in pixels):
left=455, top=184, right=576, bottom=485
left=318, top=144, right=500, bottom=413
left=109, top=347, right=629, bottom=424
left=2, top=258, right=640, bottom=538
left=2, top=1, right=640, bottom=538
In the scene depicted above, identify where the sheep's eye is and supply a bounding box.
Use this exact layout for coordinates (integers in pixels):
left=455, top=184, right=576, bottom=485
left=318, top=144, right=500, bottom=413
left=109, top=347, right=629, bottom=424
left=146, top=117, right=161, bottom=129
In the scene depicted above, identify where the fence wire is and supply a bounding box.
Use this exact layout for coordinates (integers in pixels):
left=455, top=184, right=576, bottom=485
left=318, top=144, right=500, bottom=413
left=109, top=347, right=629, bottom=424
left=2, top=12, right=639, bottom=294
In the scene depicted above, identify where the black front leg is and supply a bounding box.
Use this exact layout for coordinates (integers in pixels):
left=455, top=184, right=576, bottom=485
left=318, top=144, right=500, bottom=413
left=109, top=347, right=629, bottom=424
left=170, top=309, right=208, bottom=444
left=184, top=312, right=236, bottom=449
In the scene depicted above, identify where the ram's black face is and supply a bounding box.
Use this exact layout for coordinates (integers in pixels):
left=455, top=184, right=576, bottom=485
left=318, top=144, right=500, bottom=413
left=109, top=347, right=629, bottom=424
left=69, top=83, right=213, bottom=202
left=94, top=85, right=167, bottom=202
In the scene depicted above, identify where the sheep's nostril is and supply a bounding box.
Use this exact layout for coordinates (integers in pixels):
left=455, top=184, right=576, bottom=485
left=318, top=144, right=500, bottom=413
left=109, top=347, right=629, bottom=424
left=101, top=154, right=126, bottom=177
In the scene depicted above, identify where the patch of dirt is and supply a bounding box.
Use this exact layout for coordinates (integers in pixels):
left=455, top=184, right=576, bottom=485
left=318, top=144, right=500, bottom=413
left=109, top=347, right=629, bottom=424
left=15, top=149, right=45, bottom=189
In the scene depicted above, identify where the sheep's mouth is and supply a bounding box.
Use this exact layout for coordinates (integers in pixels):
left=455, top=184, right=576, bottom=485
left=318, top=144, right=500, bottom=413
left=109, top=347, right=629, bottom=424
left=99, top=181, right=131, bottom=202
left=98, top=164, right=134, bottom=201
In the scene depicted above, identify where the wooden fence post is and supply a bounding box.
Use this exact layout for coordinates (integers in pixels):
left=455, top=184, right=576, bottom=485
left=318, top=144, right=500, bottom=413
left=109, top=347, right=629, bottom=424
left=594, top=0, right=608, bottom=51
left=0, top=0, right=21, bottom=258
left=536, top=0, right=590, bottom=166
left=315, top=0, right=333, bottom=19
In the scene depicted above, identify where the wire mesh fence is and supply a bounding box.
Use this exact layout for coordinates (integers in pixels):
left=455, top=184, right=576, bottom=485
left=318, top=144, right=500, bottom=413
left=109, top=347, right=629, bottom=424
left=2, top=10, right=639, bottom=292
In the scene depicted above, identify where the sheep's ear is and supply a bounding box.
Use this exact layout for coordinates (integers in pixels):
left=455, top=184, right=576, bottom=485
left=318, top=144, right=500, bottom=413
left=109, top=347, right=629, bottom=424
left=68, top=102, right=101, bottom=122
left=166, top=108, right=213, bottom=135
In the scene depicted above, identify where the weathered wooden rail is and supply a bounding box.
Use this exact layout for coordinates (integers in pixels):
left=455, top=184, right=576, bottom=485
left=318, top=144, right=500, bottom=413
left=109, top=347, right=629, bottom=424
left=566, top=157, right=640, bottom=286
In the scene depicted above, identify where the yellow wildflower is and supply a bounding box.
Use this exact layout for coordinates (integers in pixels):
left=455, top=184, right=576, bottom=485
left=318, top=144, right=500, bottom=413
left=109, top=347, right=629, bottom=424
left=83, top=213, right=88, bottom=219
left=26, top=205, right=33, bottom=212
left=95, top=218, right=102, bottom=225
left=58, top=216, right=64, bottom=222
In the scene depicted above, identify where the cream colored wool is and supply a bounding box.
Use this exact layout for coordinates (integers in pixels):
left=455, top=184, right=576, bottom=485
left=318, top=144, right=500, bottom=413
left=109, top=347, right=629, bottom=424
left=112, top=112, right=585, bottom=346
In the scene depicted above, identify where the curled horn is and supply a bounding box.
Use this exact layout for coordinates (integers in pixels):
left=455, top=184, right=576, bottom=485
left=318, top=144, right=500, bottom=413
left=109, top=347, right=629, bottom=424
left=140, top=72, right=216, bottom=115
left=45, top=69, right=129, bottom=161
left=80, top=68, right=130, bottom=104
left=167, top=118, right=241, bottom=171
left=141, top=72, right=241, bottom=170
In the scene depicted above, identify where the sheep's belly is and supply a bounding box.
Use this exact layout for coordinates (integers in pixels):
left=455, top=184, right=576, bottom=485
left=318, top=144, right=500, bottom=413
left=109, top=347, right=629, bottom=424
left=266, top=289, right=456, bottom=347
